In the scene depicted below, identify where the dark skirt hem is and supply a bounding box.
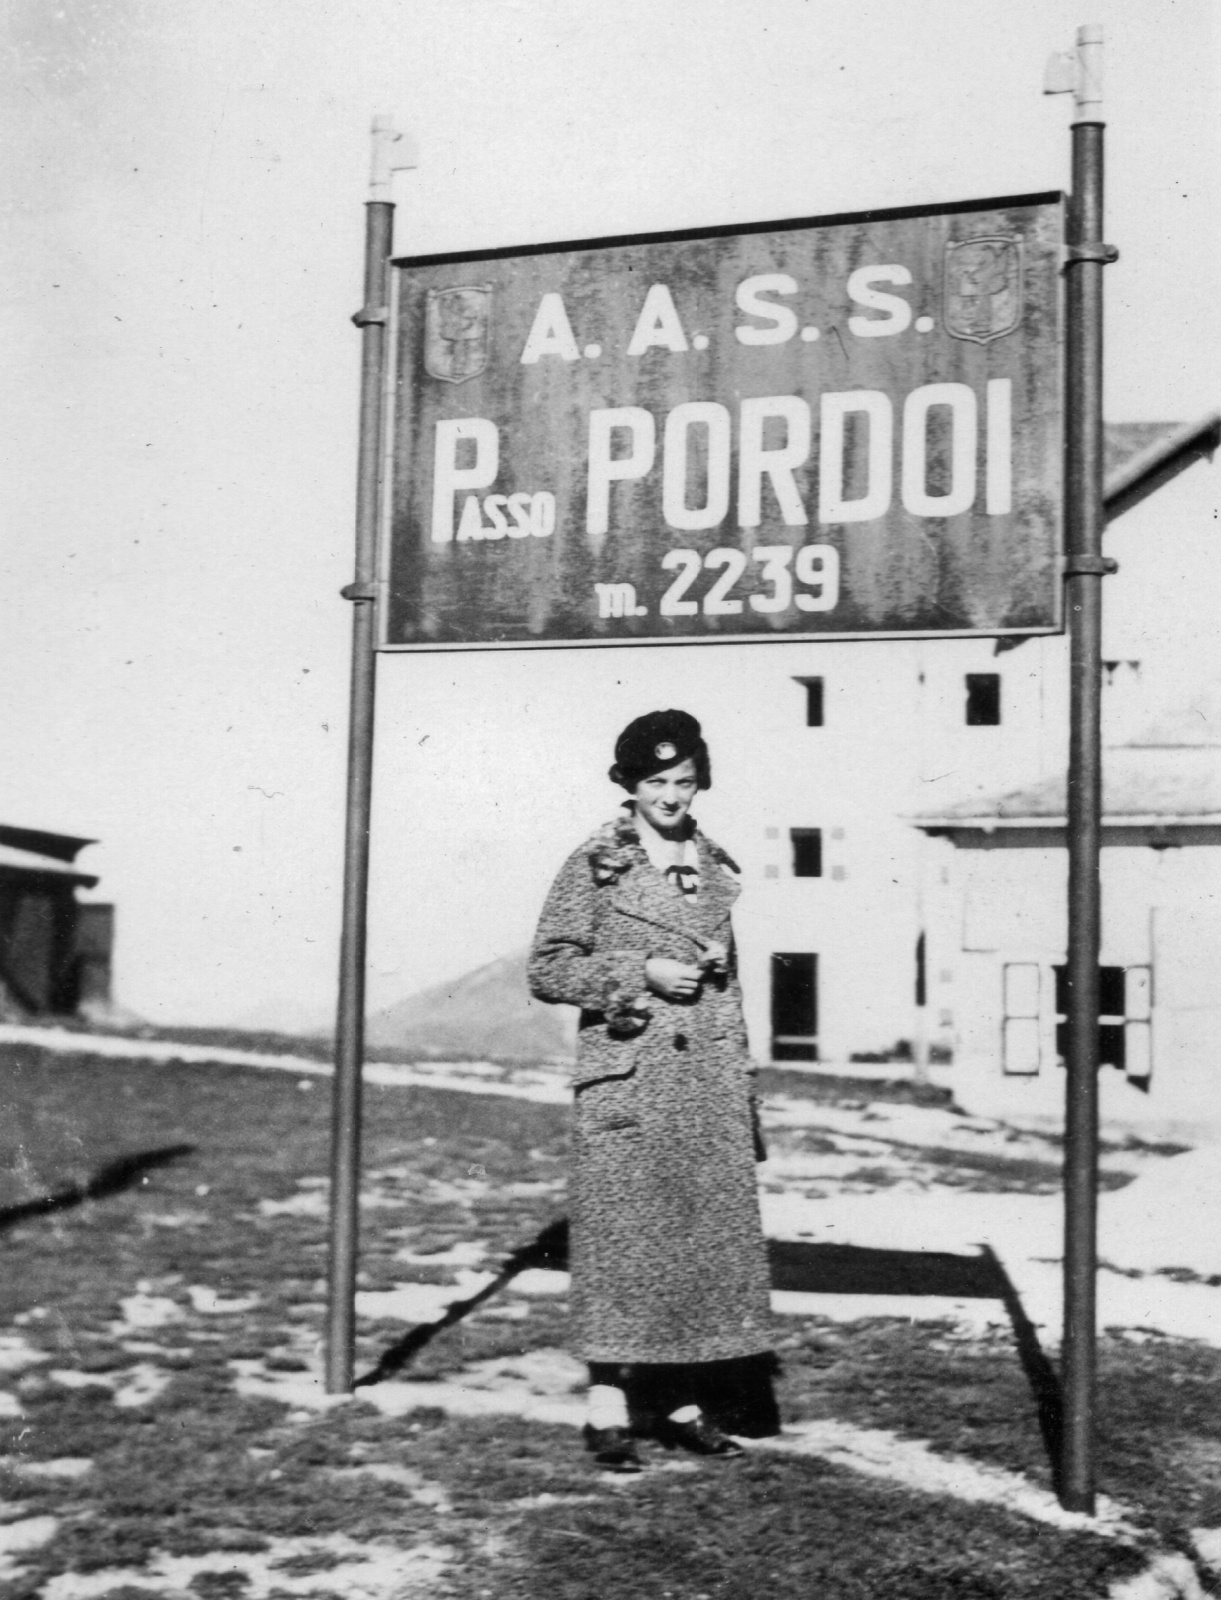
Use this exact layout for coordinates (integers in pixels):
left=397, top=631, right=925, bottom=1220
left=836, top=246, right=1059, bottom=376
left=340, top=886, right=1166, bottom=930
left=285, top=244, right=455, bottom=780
left=581, top=1351, right=783, bottom=1440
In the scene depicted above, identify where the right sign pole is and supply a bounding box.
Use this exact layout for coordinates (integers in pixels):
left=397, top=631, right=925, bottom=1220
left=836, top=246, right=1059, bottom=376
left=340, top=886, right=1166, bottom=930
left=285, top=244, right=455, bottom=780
left=1048, top=22, right=1117, bottom=1514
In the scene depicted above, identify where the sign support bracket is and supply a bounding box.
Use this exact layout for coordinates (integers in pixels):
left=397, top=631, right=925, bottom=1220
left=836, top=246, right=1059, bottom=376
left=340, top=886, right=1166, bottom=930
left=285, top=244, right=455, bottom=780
left=326, top=115, right=417, bottom=1395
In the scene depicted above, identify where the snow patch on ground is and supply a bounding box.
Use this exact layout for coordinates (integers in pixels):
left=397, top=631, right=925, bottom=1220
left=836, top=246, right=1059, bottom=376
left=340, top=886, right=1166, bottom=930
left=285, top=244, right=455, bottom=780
left=1103, top=1148, right=1221, bottom=1278
left=48, top=1363, right=169, bottom=1408
left=144, top=1209, right=209, bottom=1228
left=509, top=1268, right=569, bottom=1297
left=355, top=1263, right=991, bottom=1326
left=259, top=1190, right=328, bottom=1217
left=233, top=1346, right=588, bottom=1429
left=0, top=1458, right=91, bottom=1479
left=763, top=1095, right=1153, bottom=1178
left=766, top=1097, right=1040, bottom=1151
left=771, top=1289, right=1005, bottom=1327
left=0, top=1023, right=569, bottom=1103
left=761, top=1187, right=1221, bottom=1347
left=355, top=1272, right=495, bottom=1324
left=1192, top=1528, right=1221, bottom=1572
left=187, top=1285, right=260, bottom=1314
left=458, top=1347, right=587, bottom=1397
left=395, top=1240, right=489, bottom=1268
left=372, top=1380, right=587, bottom=1426
left=112, top=1291, right=182, bottom=1331
left=231, top=1344, right=1146, bottom=1537
left=324, top=1463, right=453, bottom=1511
left=504, top=1491, right=604, bottom=1508
left=260, top=1170, right=507, bottom=1222
left=0, top=1335, right=49, bottom=1373
left=763, top=1420, right=1138, bottom=1537
left=113, top=1363, right=172, bottom=1408
left=35, top=1533, right=453, bottom=1600
left=0, top=1515, right=58, bottom=1580
left=1106, top=1552, right=1209, bottom=1598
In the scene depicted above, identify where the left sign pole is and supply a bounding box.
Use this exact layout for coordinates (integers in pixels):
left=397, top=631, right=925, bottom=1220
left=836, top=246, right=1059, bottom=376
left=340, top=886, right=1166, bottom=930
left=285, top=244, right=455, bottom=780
left=326, top=117, right=417, bottom=1394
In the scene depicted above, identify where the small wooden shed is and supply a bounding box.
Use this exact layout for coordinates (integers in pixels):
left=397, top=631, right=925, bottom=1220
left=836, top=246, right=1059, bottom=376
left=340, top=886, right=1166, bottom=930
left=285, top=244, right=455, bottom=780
left=0, top=824, right=112, bottom=1018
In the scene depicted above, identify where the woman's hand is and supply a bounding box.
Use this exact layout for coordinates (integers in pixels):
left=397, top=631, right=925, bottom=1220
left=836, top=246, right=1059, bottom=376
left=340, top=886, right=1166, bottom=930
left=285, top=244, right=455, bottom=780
left=644, top=957, right=703, bottom=1000
left=694, top=937, right=728, bottom=975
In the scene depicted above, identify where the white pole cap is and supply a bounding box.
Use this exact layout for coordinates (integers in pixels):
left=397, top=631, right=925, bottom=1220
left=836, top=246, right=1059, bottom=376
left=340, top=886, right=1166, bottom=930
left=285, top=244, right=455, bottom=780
left=1042, top=24, right=1104, bottom=123
left=369, top=116, right=419, bottom=201
left=1074, top=24, right=1104, bottom=122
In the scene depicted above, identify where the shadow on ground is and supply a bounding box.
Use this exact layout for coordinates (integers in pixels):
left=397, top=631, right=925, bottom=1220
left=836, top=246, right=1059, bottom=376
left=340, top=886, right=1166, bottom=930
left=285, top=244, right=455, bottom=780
left=357, top=1219, right=1065, bottom=1490
left=770, top=1238, right=1064, bottom=1488
left=0, top=1144, right=195, bottom=1231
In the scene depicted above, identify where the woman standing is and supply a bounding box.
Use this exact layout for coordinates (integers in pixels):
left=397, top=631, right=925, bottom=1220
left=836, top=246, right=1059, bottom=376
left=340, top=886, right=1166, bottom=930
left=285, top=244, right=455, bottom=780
left=529, top=709, right=777, bottom=1471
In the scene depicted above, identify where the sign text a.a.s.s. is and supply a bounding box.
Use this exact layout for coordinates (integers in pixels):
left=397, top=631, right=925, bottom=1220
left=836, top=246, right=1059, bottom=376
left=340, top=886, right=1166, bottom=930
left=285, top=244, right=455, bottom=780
left=517, top=265, right=924, bottom=366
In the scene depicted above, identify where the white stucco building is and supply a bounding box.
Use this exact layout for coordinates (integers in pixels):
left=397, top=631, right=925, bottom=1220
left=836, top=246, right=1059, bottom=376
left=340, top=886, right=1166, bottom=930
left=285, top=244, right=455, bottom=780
left=722, top=418, right=1219, bottom=1138
left=914, top=686, right=1221, bottom=1142
left=729, top=628, right=1069, bottom=1065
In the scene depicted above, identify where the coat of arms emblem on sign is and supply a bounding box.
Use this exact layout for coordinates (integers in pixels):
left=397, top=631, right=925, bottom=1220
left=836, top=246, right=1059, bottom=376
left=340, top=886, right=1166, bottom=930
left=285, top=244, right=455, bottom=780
left=943, top=236, right=1022, bottom=344
left=424, top=286, right=492, bottom=382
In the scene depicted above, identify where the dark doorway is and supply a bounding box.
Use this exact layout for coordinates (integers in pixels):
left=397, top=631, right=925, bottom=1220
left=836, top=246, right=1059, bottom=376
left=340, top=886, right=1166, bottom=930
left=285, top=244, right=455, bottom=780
left=771, top=951, right=818, bottom=1061
left=965, top=672, right=1002, bottom=725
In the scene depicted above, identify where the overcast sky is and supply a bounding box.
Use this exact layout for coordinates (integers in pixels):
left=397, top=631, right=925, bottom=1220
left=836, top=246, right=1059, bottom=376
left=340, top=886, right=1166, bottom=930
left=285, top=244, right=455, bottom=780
left=2, top=0, right=1217, bottom=1028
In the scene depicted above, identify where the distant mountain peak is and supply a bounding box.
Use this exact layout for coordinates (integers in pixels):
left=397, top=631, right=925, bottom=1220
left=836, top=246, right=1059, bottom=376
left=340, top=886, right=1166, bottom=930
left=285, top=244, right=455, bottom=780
left=366, top=948, right=576, bottom=1063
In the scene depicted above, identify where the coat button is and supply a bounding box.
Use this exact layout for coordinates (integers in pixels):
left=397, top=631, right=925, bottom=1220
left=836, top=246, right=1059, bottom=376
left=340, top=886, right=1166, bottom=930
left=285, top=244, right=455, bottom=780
left=673, top=1033, right=688, bottom=1051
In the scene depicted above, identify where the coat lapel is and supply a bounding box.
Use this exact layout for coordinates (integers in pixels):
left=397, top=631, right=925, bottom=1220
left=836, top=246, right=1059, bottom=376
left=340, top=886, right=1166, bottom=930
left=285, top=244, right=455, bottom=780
left=605, top=824, right=740, bottom=948
left=607, top=859, right=693, bottom=941
left=691, top=830, right=740, bottom=937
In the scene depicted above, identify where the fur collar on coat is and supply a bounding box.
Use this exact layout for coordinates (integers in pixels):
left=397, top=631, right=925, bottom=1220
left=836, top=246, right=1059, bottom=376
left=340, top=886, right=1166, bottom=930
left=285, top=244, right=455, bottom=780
left=585, top=809, right=739, bottom=887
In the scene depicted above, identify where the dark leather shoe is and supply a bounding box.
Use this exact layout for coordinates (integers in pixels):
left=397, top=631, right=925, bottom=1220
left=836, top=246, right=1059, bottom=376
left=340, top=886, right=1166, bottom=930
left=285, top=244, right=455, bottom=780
left=654, top=1415, right=745, bottom=1456
left=582, top=1424, right=643, bottom=1472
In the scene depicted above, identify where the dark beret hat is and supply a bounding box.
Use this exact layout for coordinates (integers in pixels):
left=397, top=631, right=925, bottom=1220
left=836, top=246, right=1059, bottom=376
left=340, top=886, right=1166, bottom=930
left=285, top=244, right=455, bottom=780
left=609, top=709, right=711, bottom=791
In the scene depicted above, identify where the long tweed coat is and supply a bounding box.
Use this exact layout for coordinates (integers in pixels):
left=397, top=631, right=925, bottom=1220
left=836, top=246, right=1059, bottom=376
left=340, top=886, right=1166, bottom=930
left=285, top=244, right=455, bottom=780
left=528, top=811, right=774, bottom=1366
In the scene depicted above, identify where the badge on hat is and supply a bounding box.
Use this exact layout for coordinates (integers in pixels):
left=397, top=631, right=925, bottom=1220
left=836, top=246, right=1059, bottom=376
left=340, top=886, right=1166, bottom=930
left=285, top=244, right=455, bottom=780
left=654, top=742, right=678, bottom=761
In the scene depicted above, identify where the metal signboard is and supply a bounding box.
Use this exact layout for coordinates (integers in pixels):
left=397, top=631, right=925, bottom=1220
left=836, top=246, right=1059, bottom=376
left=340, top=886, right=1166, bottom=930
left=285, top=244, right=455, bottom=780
left=379, top=192, right=1064, bottom=650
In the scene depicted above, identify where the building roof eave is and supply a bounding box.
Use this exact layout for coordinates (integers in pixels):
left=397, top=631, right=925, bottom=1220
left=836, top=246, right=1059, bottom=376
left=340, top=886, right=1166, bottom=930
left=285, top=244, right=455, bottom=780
left=0, top=824, right=96, bottom=863
left=1104, top=411, right=1221, bottom=524
left=0, top=843, right=100, bottom=885
left=913, top=813, right=1221, bottom=833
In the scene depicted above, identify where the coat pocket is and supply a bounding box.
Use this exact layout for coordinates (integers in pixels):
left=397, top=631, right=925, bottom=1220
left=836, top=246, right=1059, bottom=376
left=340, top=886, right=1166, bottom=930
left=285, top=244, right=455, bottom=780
left=572, top=1010, right=646, bottom=1089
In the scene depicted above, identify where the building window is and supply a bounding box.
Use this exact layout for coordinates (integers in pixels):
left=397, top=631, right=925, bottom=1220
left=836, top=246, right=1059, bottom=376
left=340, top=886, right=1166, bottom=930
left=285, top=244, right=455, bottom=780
left=1002, top=962, right=1041, bottom=1075
left=965, top=673, right=1001, bottom=725
left=1052, top=964, right=1153, bottom=1086
left=1054, top=964, right=1125, bottom=1070
left=790, top=828, right=822, bottom=878
left=793, top=676, right=824, bottom=727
